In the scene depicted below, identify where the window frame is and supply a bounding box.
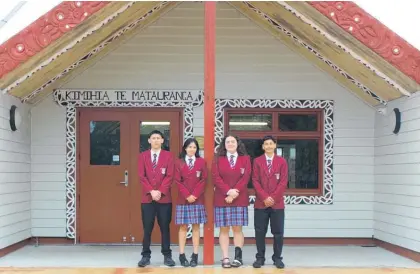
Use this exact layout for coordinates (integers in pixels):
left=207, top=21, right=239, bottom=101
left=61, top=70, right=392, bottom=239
left=224, top=108, right=324, bottom=196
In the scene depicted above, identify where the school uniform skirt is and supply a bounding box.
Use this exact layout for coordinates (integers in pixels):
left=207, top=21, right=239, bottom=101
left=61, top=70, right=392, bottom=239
left=214, top=206, right=248, bottom=227
left=175, top=204, right=207, bottom=225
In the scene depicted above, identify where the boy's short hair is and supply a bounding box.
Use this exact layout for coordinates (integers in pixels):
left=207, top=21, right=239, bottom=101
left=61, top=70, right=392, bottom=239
left=262, top=135, right=276, bottom=143
left=148, top=130, right=164, bottom=139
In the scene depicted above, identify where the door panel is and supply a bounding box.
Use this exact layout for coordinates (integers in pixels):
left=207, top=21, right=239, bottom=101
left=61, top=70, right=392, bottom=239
left=79, top=109, right=182, bottom=244
left=129, top=111, right=181, bottom=244
left=79, top=111, right=131, bottom=243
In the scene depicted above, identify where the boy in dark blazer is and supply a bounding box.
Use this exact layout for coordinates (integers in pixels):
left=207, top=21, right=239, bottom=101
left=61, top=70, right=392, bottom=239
left=252, top=136, right=288, bottom=269
left=137, top=130, right=175, bottom=267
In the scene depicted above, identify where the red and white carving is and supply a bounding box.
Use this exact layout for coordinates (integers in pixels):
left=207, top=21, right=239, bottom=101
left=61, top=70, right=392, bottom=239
left=0, top=1, right=109, bottom=80
left=310, top=1, right=420, bottom=85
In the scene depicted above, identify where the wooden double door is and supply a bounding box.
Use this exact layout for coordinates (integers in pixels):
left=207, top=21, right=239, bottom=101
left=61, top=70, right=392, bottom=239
left=78, top=108, right=181, bottom=244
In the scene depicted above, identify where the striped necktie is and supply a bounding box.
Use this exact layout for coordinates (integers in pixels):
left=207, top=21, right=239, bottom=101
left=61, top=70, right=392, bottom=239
left=188, top=158, right=194, bottom=170
left=152, top=153, right=157, bottom=169
left=229, top=155, right=235, bottom=168
left=267, top=159, right=272, bottom=172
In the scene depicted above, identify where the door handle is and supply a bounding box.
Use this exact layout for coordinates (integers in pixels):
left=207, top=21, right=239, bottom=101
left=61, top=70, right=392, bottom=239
left=120, top=170, right=128, bottom=187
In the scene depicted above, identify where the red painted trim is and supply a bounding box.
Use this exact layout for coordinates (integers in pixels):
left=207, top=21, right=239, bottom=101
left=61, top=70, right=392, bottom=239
left=0, top=1, right=109, bottom=80
left=203, top=1, right=216, bottom=266
left=309, top=1, right=420, bottom=85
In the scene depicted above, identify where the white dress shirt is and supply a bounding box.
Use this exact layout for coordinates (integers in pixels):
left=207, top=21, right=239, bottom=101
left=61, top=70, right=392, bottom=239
left=265, top=154, right=274, bottom=163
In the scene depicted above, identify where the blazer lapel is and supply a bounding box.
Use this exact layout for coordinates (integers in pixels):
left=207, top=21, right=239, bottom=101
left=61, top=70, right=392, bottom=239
left=146, top=150, right=153, bottom=170
left=272, top=156, right=281, bottom=183
left=260, top=156, right=270, bottom=176
left=233, top=155, right=239, bottom=171
left=156, top=151, right=165, bottom=170
left=220, top=156, right=229, bottom=170
left=183, top=159, right=195, bottom=176
left=179, top=160, right=193, bottom=192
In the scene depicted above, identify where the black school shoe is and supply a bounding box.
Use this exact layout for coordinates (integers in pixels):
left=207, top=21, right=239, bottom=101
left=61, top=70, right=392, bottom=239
left=273, top=256, right=285, bottom=269
left=230, top=247, right=243, bottom=267
left=138, top=256, right=150, bottom=267
left=179, top=253, right=190, bottom=267
left=164, top=256, right=176, bottom=267
left=252, top=258, right=265, bottom=268
left=190, top=253, right=198, bottom=267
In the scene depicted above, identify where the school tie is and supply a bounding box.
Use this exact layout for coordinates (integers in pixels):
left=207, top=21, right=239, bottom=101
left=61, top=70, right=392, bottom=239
left=188, top=158, right=194, bottom=170
left=229, top=155, right=235, bottom=168
left=267, top=159, right=272, bottom=173
left=152, top=153, right=157, bottom=169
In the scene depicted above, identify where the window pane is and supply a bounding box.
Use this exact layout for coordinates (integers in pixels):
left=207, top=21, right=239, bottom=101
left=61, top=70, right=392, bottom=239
left=228, top=113, right=272, bottom=131
left=278, top=114, right=317, bottom=131
left=90, top=121, right=120, bottom=165
left=277, top=139, right=319, bottom=189
left=242, top=139, right=264, bottom=188
left=140, top=121, right=170, bottom=152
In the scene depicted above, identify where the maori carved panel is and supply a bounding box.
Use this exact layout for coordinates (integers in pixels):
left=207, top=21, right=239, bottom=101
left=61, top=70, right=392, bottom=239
left=54, top=89, right=203, bottom=240
left=0, top=1, right=109, bottom=79
left=310, top=1, right=420, bottom=85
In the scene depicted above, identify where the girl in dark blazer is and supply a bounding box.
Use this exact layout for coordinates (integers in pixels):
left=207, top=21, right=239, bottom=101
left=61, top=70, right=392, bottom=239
left=174, top=138, right=208, bottom=267
left=212, top=135, right=251, bottom=268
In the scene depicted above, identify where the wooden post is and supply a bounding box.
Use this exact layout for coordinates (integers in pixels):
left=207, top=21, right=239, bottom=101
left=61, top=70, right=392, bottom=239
left=203, top=0, right=216, bottom=266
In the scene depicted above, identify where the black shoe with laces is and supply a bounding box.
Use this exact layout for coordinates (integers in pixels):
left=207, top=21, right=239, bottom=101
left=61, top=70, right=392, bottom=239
left=179, top=253, right=190, bottom=267
left=252, top=258, right=265, bottom=268
left=164, top=256, right=176, bottom=267
left=231, top=247, right=243, bottom=267
left=137, top=256, right=150, bottom=267
left=190, top=253, right=198, bottom=267
left=274, top=257, right=285, bottom=269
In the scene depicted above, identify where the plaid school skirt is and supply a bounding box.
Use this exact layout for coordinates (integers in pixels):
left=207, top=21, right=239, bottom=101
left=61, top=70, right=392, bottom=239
left=214, top=206, right=248, bottom=227
left=175, top=204, right=207, bottom=225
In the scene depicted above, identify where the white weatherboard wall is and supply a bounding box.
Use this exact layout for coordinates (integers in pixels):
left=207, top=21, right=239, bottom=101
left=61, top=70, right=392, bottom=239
left=0, top=93, right=31, bottom=249
left=374, top=94, right=420, bottom=252
left=30, top=98, right=66, bottom=237
left=33, top=2, right=375, bottom=238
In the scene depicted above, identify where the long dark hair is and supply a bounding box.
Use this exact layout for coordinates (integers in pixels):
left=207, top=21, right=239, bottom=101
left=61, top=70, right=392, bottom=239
left=215, top=134, right=247, bottom=157
left=179, top=138, right=201, bottom=160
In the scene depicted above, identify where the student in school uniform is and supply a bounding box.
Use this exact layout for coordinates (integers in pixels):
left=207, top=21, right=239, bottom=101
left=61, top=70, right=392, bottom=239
left=137, top=130, right=176, bottom=268
left=174, top=138, right=208, bottom=267
left=251, top=135, right=288, bottom=269
left=212, top=135, right=251, bottom=268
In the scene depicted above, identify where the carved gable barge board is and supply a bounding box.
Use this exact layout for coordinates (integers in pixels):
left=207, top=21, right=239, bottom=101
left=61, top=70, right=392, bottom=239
left=243, top=2, right=403, bottom=102
left=287, top=1, right=420, bottom=94
left=6, top=1, right=162, bottom=99
left=0, top=2, right=120, bottom=89
left=229, top=2, right=383, bottom=106
left=309, top=1, right=420, bottom=87
left=25, top=2, right=179, bottom=105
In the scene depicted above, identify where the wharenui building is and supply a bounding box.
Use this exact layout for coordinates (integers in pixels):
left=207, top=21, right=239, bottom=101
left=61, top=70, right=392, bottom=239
left=0, top=1, right=419, bottom=267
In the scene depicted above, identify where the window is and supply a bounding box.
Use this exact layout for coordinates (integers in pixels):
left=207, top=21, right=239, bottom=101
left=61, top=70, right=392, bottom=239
left=90, top=121, right=121, bottom=165
left=225, top=109, right=323, bottom=196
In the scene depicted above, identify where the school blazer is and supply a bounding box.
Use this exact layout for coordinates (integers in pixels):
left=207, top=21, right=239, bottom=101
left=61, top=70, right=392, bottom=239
left=252, top=155, right=288, bottom=209
left=174, top=158, right=208, bottom=205
left=138, top=150, right=175, bottom=204
left=212, top=155, right=251, bottom=207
